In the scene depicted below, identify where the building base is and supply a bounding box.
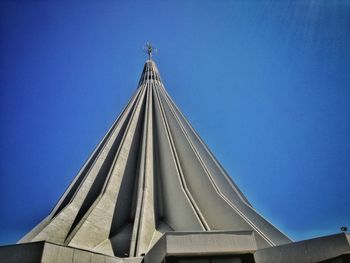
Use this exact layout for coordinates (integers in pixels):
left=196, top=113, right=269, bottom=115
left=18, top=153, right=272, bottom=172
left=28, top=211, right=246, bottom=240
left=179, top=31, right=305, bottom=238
left=0, top=232, right=349, bottom=263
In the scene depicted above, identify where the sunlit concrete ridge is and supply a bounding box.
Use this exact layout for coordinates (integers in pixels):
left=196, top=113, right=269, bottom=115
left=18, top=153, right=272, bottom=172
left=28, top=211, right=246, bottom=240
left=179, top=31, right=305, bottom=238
left=0, top=54, right=349, bottom=263
left=18, top=58, right=290, bottom=255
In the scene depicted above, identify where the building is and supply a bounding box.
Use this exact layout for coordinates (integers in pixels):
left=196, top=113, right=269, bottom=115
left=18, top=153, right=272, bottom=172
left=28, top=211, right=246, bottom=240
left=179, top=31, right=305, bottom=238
left=1, top=46, right=349, bottom=262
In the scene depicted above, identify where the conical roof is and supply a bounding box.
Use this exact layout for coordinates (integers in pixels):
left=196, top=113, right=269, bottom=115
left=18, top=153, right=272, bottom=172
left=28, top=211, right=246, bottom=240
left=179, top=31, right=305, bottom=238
left=19, top=59, right=291, bottom=258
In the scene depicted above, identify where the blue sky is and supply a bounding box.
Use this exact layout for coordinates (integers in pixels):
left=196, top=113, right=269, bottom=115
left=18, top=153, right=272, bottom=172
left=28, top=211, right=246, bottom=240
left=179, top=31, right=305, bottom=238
left=0, top=0, right=349, bottom=245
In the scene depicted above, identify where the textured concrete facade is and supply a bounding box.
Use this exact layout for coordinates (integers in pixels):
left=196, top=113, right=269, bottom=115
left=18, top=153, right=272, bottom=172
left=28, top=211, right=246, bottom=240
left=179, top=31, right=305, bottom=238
left=2, top=233, right=349, bottom=262
left=144, top=231, right=257, bottom=263
left=254, top=233, right=350, bottom=263
left=1, top=58, right=348, bottom=262
left=0, top=242, right=142, bottom=263
left=17, top=59, right=290, bottom=257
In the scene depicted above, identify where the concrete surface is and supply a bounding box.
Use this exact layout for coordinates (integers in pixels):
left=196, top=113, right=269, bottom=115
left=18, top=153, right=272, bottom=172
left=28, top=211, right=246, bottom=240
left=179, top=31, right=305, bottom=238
left=254, top=233, right=350, bottom=263
left=18, top=59, right=291, bottom=258
left=144, top=230, right=257, bottom=263
left=0, top=241, right=143, bottom=263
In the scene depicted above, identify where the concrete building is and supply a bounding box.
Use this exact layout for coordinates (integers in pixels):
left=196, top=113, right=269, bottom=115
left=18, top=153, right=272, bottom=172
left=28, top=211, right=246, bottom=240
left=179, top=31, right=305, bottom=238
left=1, top=48, right=349, bottom=262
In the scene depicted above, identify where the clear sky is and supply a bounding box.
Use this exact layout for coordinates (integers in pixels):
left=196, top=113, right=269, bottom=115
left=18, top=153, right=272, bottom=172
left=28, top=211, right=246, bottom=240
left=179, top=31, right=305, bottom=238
left=0, top=0, right=349, bottom=245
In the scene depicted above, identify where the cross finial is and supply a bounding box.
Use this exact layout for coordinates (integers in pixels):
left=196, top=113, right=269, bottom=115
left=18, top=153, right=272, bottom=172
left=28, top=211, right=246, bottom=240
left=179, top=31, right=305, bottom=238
left=144, top=42, right=156, bottom=60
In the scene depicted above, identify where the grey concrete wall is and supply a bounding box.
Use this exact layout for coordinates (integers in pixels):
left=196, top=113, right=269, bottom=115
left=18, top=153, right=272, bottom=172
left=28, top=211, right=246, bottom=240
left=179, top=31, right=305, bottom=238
left=254, top=233, right=350, bottom=263
left=0, top=242, right=143, bottom=263
left=144, top=231, right=257, bottom=263
left=0, top=242, right=44, bottom=263
left=18, top=59, right=291, bottom=257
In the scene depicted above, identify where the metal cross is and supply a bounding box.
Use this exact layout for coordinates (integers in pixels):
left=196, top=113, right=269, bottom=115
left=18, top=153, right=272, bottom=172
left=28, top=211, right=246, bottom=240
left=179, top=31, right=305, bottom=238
left=144, top=42, right=156, bottom=60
